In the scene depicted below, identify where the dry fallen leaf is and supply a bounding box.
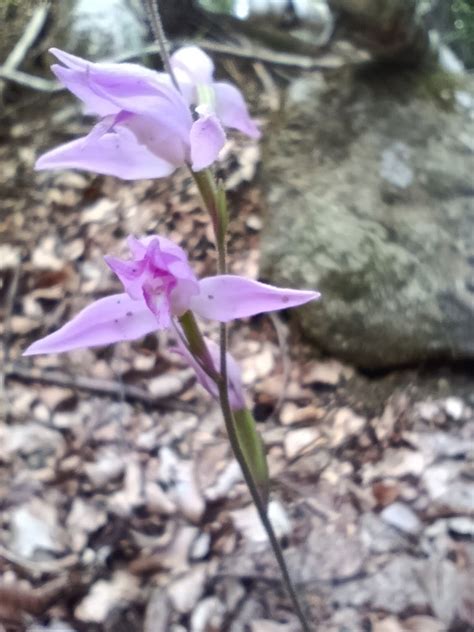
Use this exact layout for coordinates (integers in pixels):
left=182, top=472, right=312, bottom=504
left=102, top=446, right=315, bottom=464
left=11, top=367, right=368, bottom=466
left=74, top=571, right=140, bottom=624
left=284, top=427, right=322, bottom=459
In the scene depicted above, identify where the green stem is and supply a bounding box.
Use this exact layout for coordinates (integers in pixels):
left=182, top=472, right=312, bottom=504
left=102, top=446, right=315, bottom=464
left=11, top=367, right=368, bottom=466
left=191, top=169, right=227, bottom=273
left=178, top=310, right=218, bottom=379
left=217, top=375, right=312, bottom=631
left=146, top=2, right=311, bottom=626
left=194, top=168, right=312, bottom=631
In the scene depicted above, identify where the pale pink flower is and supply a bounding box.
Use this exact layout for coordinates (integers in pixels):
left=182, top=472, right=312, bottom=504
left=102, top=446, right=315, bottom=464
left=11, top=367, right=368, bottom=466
left=24, top=234, right=319, bottom=356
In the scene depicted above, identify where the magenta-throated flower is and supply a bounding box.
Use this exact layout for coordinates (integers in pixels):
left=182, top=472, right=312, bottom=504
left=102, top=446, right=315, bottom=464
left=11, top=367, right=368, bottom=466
left=35, top=46, right=259, bottom=179
left=23, top=235, right=319, bottom=356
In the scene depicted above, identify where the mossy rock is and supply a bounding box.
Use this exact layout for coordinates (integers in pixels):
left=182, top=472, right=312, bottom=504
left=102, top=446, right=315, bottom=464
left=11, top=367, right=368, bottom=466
left=260, top=67, right=474, bottom=368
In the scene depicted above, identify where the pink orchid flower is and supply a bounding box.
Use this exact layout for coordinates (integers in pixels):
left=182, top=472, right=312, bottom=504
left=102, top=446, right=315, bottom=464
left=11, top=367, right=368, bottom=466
left=174, top=334, right=246, bottom=412
left=34, top=46, right=260, bottom=180
left=170, top=46, right=261, bottom=139
left=35, top=48, right=226, bottom=178
left=23, top=235, right=320, bottom=356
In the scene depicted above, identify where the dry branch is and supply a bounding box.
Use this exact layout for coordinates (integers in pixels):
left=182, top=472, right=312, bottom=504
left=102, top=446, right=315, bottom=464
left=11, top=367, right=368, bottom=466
left=6, top=363, right=195, bottom=409
left=0, top=3, right=50, bottom=98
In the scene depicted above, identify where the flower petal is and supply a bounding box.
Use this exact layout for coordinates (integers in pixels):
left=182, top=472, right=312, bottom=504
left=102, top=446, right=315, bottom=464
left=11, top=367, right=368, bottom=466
left=23, top=294, right=157, bottom=355
left=49, top=48, right=89, bottom=71
left=104, top=254, right=146, bottom=300
left=123, top=112, right=189, bottom=168
left=50, top=48, right=188, bottom=123
left=171, top=46, right=215, bottom=85
left=174, top=334, right=245, bottom=411
left=191, top=276, right=320, bottom=322
left=50, top=47, right=169, bottom=97
left=190, top=114, right=226, bottom=171
left=52, top=65, right=119, bottom=116
left=35, top=125, right=176, bottom=180
left=214, top=82, right=261, bottom=139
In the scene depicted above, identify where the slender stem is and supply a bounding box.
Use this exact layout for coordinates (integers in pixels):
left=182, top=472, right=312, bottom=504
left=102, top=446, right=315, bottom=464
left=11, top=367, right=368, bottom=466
left=191, top=169, right=220, bottom=249
left=143, top=0, right=181, bottom=92
left=194, top=169, right=312, bottom=631
left=217, top=375, right=312, bottom=631
left=178, top=310, right=218, bottom=380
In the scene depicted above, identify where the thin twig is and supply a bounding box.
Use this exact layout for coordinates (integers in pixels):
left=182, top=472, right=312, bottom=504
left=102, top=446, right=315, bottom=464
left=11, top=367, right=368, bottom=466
left=268, top=312, right=291, bottom=418
left=1, top=262, right=21, bottom=421
left=5, top=364, right=195, bottom=410
left=0, top=66, right=60, bottom=92
left=117, top=39, right=340, bottom=70
left=0, top=543, right=77, bottom=575
left=0, top=38, right=345, bottom=93
left=0, top=2, right=50, bottom=99
left=2, top=3, right=49, bottom=72
left=192, top=39, right=345, bottom=70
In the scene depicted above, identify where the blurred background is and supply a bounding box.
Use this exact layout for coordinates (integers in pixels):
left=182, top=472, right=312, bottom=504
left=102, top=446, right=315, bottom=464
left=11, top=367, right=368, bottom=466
left=0, top=1, right=473, bottom=631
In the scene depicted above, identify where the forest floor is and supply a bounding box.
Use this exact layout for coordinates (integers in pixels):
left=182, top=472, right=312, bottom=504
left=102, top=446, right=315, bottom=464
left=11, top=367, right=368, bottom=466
left=0, top=67, right=473, bottom=632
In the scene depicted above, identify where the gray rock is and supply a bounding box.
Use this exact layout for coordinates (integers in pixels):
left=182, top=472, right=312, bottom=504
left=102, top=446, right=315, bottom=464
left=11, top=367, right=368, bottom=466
left=443, top=396, right=465, bottom=420
left=380, top=502, right=422, bottom=535
left=447, top=516, right=474, bottom=537
left=261, top=70, right=474, bottom=368
left=144, top=588, right=171, bottom=632
left=360, top=512, right=409, bottom=553
left=290, top=525, right=366, bottom=583
left=9, top=498, right=66, bottom=559
left=423, top=462, right=474, bottom=514
left=332, top=556, right=429, bottom=613
left=52, top=0, right=147, bottom=60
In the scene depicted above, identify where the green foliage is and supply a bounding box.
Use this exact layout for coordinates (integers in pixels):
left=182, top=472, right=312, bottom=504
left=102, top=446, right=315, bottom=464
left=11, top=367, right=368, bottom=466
left=446, top=0, right=474, bottom=67
left=450, top=0, right=474, bottom=43
left=199, top=0, right=234, bottom=14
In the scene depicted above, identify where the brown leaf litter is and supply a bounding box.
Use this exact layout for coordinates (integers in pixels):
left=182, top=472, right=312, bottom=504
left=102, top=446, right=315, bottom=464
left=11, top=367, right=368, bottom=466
left=1, top=70, right=473, bottom=632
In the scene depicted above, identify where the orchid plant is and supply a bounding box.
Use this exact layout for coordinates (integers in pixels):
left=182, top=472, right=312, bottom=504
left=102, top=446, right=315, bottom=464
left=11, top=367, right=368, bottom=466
left=25, top=11, right=318, bottom=630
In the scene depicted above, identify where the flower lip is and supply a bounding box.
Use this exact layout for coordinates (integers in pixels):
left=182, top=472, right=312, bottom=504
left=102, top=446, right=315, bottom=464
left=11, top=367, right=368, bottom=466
left=105, top=236, right=200, bottom=319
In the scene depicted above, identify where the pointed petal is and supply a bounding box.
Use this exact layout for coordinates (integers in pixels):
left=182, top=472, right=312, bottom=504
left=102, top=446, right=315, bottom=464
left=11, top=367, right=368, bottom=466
left=214, top=82, right=261, bottom=139
left=51, top=65, right=119, bottom=116
left=35, top=125, right=176, bottom=180
left=49, top=47, right=89, bottom=70
left=190, top=114, right=226, bottom=171
left=23, top=294, right=157, bottom=355
left=50, top=47, right=170, bottom=98
left=191, top=276, right=320, bottom=322
left=126, top=235, right=147, bottom=258
left=171, top=46, right=214, bottom=85
left=104, top=254, right=146, bottom=300
left=83, top=64, right=187, bottom=120
left=50, top=48, right=188, bottom=123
